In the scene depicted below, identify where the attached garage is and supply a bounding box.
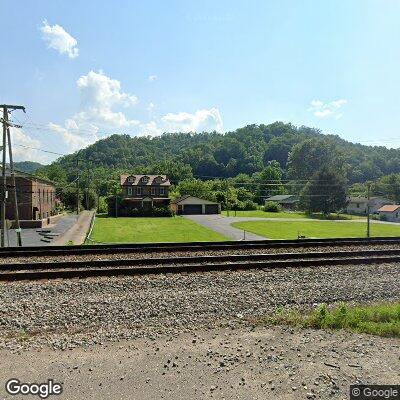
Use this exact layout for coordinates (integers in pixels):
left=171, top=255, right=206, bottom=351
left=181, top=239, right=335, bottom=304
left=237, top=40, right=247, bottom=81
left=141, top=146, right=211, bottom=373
left=181, top=204, right=202, bottom=215
left=171, top=196, right=221, bottom=215
left=205, top=204, right=219, bottom=214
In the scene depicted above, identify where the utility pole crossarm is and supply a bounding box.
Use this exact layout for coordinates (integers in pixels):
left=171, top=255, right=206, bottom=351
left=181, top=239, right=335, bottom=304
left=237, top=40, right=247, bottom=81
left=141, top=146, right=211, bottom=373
left=0, top=105, right=25, bottom=112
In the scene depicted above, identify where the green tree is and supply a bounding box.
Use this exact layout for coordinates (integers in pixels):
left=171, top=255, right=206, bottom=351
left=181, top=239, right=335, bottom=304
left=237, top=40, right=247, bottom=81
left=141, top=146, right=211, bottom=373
left=255, top=160, right=284, bottom=202
left=170, top=179, right=215, bottom=201
left=299, top=167, right=347, bottom=215
left=287, top=138, right=344, bottom=181
left=373, top=174, right=400, bottom=202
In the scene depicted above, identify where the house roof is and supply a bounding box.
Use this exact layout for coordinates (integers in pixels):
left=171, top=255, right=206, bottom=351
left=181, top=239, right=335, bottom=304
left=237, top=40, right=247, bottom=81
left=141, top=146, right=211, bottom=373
left=266, top=195, right=298, bottom=202
left=120, top=174, right=171, bottom=186
left=171, top=195, right=219, bottom=205
left=377, top=205, right=400, bottom=212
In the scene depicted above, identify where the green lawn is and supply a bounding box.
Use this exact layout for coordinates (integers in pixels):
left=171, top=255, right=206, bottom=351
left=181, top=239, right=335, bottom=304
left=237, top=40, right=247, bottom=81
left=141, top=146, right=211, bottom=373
left=222, top=210, right=364, bottom=220
left=267, top=302, right=400, bottom=338
left=231, top=220, right=400, bottom=239
left=90, top=216, right=229, bottom=243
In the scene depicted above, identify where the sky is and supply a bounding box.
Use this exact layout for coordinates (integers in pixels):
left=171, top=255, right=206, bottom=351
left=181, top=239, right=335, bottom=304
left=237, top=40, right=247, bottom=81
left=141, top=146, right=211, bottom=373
left=1, top=0, right=400, bottom=164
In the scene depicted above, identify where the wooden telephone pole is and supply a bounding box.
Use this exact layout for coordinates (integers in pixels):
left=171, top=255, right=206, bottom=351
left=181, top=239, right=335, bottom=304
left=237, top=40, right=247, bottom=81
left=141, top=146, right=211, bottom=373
left=0, top=105, right=25, bottom=247
left=366, top=182, right=371, bottom=238
left=76, top=159, right=80, bottom=215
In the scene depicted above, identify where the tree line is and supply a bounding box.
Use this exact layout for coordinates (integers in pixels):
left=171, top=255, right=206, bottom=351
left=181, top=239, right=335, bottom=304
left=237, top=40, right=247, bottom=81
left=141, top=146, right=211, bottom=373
left=34, top=122, right=400, bottom=214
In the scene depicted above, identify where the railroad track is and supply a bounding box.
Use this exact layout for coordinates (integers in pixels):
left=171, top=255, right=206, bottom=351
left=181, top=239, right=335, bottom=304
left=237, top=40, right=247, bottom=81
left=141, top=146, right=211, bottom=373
left=0, top=236, right=399, bottom=258
left=1, top=248, right=400, bottom=281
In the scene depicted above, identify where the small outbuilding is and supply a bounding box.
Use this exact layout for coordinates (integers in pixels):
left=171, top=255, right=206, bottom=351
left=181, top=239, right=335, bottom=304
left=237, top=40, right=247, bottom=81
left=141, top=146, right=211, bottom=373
left=377, top=204, right=400, bottom=222
left=265, top=195, right=299, bottom=211
left=170, top=196, right=221, bottom=215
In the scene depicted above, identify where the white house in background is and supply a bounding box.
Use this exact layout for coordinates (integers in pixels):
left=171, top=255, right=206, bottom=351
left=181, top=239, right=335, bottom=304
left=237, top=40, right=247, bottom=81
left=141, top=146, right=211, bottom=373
left=377, top=205, right=400, bottom=222
left=346, top=196, right=393, bottom=215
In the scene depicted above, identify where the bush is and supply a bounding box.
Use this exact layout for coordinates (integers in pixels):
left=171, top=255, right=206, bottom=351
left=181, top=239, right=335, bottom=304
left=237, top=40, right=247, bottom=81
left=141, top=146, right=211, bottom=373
left=231, top=200, right=258, bottom=211
left=243, top=200, right=258, bottom=210
left=107, top=196, right=173, bottom=217
left=264, top=201, right=281, bottom=212
left=97, top=196, right=108, bottom=213
left=379, top=213, right=388, bottom=221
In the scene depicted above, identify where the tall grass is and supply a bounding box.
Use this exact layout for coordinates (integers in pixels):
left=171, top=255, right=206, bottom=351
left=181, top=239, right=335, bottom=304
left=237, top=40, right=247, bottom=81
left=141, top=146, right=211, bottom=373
left=268, top=302, right=400, bottom=338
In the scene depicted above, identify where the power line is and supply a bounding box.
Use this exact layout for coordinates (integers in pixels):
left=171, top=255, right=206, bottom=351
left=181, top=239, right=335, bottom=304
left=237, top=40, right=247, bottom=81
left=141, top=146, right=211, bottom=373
left=13, top=144, right=67, bottom=156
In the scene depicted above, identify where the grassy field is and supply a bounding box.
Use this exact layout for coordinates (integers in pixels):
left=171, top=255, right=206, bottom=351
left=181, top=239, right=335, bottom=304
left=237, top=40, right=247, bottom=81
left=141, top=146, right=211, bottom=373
left=231, top=220, right=400, bottom=239
left=90, top=216, right=229, bottom=243
left=266, top=302, right=400, bottom=338
left=222, top=210, right=364, bottom=220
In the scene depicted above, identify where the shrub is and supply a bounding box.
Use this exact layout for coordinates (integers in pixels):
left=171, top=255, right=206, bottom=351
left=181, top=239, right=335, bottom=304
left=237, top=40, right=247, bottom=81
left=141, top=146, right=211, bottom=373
left=243, top=200, right=258, bottom=210
left=379, top=213, right=388, bottom=221
left=97, top=196, right=108, bottom=213
left=264, top=201, right=281, bottom=212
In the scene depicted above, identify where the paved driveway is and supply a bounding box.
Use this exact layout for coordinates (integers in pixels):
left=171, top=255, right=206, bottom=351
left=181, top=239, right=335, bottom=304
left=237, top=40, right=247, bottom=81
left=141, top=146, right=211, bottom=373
left=3, top=211, right=93, bottom=247
left=183, top=214, right=400, bottom=241
left=183, top=214, right=267, bottom=240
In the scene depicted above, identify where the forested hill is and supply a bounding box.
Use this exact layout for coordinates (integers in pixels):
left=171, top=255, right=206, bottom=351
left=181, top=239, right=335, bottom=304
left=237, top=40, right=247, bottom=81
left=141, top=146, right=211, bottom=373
left=14, top=161, right=44, bottom=174
left=38, top=122, right=400, bottom=184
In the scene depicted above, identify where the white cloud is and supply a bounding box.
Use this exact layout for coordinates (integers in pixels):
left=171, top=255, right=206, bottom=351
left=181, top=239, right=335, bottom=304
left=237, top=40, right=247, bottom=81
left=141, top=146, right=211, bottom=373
left=138, top=121, right=163, bottom=137
left=10, top=128, right=51, bottom=163
left=161, top=108, right=223, bottom=133
left=134, top=107, right=223, bottom=137
left=48, top=70, right=223, bottom=152
left=48, top=121, right=99, bottom=152
left=40, top=20, right=79, bottom=59
left=148, top=74, right=157, bottom=82
left=49, top=70, right=139, bottom=151
left=308, top=98, right=347, bottom=118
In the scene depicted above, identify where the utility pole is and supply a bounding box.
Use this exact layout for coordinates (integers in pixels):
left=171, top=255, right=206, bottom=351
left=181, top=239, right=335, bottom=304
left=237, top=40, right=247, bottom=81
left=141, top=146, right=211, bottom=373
left=0, top=105, right=25, bottom=247
left=76, top=159, right=80, bottom=215
left=366, top=182, right=371, bottom=238
left=1, top=109, right=7, bottom=248
left=225, top=184, right=229, bottom=217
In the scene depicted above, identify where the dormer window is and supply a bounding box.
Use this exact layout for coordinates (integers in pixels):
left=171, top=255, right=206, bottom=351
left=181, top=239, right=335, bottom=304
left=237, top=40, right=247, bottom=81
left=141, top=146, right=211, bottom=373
left=154, top=176, right=163, bottom=184
left=127, top=176, right=135, bottom=183
left=141, top=176, right=149, bottom=183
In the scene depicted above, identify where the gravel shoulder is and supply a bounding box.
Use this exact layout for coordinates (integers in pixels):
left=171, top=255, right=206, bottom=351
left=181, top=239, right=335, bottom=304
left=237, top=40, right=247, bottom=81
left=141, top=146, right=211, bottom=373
left=0, top=326, right=398, bottom=400
left=0, top=262, right=399, bottom=351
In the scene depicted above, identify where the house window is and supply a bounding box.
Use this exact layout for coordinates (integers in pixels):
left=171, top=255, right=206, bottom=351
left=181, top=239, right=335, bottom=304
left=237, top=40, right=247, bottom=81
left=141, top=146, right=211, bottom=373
left=137, top=187, right=142, bottom=195
left=160, top=187, right=165, bottom=195
left=128, top=176, right=135, bottom=182
left=151, top=187, right=156, bottom=196
left=356, top=203, right=360, bottom=208
left=141, top=176, right=149, bottom=183
left=128, top=187, right=132, bottom=196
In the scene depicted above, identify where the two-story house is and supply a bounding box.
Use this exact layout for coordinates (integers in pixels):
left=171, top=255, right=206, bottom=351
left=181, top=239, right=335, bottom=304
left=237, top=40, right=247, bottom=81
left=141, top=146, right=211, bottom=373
left=120, top=174, right=171, bottom=210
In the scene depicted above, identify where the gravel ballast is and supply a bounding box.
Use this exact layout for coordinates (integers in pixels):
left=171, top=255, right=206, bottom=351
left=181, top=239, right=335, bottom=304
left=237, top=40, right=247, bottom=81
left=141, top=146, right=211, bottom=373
left=0, top=262, right=399, bottom=351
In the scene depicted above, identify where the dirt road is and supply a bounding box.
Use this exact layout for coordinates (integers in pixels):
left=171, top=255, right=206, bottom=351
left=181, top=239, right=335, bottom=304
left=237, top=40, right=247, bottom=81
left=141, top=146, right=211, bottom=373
left=0, top=326, right=398, bottom=400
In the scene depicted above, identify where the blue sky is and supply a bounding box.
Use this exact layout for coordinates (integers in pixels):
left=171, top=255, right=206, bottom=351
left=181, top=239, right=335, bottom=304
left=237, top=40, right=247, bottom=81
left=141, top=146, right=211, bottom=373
left=1, top=0, right=400, bottom=163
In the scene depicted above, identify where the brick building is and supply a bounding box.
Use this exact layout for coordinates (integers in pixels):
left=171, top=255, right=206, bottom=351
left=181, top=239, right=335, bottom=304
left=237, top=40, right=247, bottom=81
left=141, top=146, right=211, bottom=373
left=118, top=174, right=171, bottom=214
left=5, top=169, right=57, bottom=222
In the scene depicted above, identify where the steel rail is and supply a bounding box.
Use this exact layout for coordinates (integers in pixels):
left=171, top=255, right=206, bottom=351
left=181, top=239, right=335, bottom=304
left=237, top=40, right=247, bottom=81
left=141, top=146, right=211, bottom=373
left=0, top=237, right=399, bottom=258
left=1, top=249, right=400, bottom=281
left=1, top=248, right=400, bottom=271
